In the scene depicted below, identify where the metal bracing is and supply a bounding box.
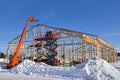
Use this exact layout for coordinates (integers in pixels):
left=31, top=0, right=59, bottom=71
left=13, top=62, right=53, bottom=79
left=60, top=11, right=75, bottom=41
left=6, top=24, right=118, bottom=66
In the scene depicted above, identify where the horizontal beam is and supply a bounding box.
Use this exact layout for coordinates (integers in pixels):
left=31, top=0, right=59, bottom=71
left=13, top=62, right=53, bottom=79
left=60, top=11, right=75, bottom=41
left=83, top=34, right=99, bottom=46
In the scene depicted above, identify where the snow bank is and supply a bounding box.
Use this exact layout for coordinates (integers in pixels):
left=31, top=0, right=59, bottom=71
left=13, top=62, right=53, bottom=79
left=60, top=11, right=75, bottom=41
left=10, top=59, right=49, bottom=75
left=112, top=61, right=120, bottom=67
left=10, top=59, right=74, bottom=79
left=112, top=60, right=120, bottom=71
left=74, top=58, right=120, bottom=80
left=9, top=59, right=120, bottom=80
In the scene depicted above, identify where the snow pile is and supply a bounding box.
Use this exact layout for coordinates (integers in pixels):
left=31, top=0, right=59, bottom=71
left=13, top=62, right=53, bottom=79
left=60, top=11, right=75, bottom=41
left=74, top=59, right=120, bottom=80
left=9, top=59, right=120, bottom=80
left=10, top=59, right=49, bottom=75
left=112, top=61, right=120, bottom=67
left=112, top=60, right=120, bottom=71
left=10, top=60, right=73, bottom=79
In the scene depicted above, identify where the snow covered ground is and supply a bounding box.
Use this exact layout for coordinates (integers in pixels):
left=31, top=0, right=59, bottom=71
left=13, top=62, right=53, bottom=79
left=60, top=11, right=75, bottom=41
left=111, top=57, right=120, bottom=71
left=0, top=58, right=120, bottom=80
left=0, top=72, right=65, bottom=80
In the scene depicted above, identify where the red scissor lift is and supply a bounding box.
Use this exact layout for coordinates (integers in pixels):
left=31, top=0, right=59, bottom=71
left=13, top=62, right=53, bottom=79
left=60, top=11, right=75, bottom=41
left=34, top=31, right=60, bottom=66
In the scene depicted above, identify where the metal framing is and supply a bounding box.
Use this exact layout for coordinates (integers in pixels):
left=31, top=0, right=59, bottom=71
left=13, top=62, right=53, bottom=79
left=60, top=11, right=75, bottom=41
left=6, top=24, right=118, bottom=66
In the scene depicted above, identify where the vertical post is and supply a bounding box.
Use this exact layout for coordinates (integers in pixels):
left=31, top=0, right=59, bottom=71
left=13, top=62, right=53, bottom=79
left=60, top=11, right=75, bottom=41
left=101, top=47, right=103, bottom=60
left=56, top=41, right=59, bottom=61
left=108, top=50, right=109, bottom=62
left=5, top=44, right=10, bottom=63
left=68, top=48, right=71, bottom=66
left=61, top=31, right=64, bottom=66
left=32, top=27, right=36, bottom=61
left=80, top=38, right=82, bottom=62
left=63, top=39, right=65, bottom=66
left=89, top=43, right=92, bottom=59
left=115, top=50, right=118, bottom=62
left=113, top=49, right=117, bottom=62
left=96, top=36, right=99, bottom=58
left=31, top=42, right=35, bottom=61
left=72, top=33, right=75, bottom=65
left=103, top=48, right=105, bottom=60
left=22, top=49, right=24, bottom=60
left=110, top=50, right=113, bottom=62
left=104, top=48, right=107, bottom=61
left=82, top=34, right=86, bottom=62
left=41, top=26, right=45, bottom=58
left=96, top=45, right=99, bottom=58
left=109, top=50, right=112, bottom=62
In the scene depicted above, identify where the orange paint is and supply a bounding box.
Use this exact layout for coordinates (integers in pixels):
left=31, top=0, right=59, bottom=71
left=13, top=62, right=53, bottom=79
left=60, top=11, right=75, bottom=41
left=8, top=17, right=37, bottom=68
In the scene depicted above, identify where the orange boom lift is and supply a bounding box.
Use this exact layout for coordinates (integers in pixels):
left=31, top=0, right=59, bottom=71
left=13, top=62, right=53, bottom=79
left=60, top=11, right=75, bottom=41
left=7, top=17, right=37, bottom=68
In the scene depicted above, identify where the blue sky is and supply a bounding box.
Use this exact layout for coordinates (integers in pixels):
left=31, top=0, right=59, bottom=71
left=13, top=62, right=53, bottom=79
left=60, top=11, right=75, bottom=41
left=0, top=0, right=120, bottom=53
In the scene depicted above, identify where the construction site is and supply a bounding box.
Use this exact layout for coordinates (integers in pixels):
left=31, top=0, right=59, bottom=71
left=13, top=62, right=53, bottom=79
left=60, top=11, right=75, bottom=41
left=0, top=0, right=120, bottom=79
left=0, top=17, right=119, bottom=80
left=5, top=17, right=118, bottom=67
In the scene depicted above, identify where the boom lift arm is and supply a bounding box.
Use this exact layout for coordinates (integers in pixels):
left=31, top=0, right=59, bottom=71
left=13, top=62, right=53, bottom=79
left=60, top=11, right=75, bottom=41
left=8, top=17, right=37, bottom=68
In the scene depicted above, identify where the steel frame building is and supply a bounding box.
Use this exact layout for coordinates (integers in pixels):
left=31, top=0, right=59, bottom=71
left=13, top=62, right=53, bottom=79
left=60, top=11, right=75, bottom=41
left=6, top=24, right=118, bottom=66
